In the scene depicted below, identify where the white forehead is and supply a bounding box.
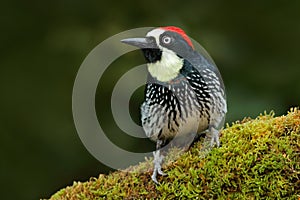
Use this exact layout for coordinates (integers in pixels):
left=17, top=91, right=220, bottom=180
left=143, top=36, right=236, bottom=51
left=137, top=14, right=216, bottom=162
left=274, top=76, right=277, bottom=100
left=146, top=28, right=165, bottom=41
left=146, top=28, right=165, bottom=37
left=146, top=28, right=165, bottom=48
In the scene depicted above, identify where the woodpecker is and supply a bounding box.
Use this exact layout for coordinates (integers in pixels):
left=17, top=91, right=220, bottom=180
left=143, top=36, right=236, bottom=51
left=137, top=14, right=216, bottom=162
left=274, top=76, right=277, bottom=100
left=121, top=26, right=227, bottom=184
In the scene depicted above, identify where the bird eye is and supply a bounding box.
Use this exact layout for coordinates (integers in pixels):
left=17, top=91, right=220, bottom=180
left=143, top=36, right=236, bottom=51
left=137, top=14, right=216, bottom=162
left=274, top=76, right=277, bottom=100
left=162, top=36, right=172, bottom=44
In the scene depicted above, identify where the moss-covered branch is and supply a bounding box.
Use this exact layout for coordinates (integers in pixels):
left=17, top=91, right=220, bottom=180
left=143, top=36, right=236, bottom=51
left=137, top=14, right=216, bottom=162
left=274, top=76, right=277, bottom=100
left=49, top=108, right=300, bottom=199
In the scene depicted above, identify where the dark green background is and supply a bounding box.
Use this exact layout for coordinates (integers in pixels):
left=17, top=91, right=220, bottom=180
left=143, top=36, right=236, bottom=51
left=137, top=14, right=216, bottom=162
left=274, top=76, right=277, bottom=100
left=1, top=1, right=299, bottom=199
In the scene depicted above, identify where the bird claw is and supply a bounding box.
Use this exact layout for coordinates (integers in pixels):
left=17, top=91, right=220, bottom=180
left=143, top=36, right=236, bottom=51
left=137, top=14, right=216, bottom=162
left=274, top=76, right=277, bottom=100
left=151, top=168, right=167, bottom=184
left=151, top=149, right=167, bottom=184
left=158, top=168, right=167, bottom=176
left=210, top=127, right=220, bottom=147
left=151, top=174, right=159, bottom=184
left=199, top=127, right=221, bottom=157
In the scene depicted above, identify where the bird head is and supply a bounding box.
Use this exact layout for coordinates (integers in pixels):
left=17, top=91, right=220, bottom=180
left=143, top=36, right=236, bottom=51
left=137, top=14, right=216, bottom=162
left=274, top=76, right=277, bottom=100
left=121, top=26, right=195, bottom=82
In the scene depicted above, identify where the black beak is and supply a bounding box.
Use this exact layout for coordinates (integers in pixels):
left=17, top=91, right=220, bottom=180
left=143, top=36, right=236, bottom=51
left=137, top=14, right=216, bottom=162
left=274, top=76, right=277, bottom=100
left=121, top=37, right=156, bottom=49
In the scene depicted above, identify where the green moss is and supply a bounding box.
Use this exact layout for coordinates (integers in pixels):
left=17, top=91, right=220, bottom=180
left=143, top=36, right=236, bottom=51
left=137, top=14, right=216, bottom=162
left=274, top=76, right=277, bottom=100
left=49, top=108, right=300, bottom=199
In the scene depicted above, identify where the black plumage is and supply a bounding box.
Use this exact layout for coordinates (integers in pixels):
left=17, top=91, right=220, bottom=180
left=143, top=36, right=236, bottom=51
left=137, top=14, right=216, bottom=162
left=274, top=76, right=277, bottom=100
left=121, top=26, right=227, bottom=183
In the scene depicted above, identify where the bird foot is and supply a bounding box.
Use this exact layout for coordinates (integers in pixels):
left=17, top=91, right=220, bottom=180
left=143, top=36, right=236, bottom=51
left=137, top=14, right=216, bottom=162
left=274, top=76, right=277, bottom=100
left=198, top=127, right=221, bottom=158
left=151, top=149, right=167, bottom=184
left=158, top=168, right=167, bottom=176
left=151, top=173, right=159, bottom=184
left=210, top=127, right=220, bottom=147
left=151, top=167, right=167, bottom=184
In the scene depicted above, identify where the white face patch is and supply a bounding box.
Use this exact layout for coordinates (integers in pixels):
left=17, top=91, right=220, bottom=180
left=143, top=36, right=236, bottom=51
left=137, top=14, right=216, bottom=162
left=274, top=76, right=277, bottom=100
left=146, top=28, right=165, bottom=48
left=148, top=50, right=183, bottom=82
left=146, top=28, right=184, bottom=82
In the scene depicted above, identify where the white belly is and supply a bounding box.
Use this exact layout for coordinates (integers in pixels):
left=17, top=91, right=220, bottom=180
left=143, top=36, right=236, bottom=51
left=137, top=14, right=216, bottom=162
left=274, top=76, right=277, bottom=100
left=141, top=101, right=209, bottom=142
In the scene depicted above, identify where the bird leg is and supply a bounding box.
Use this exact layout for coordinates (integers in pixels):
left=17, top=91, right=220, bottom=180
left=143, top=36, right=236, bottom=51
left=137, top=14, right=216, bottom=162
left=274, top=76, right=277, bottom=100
left=202, top=125, right=220, bottom=148
left=210, top=126, right=220, bottom=147
left=151, top=140, right=167, bottom=184
left=198, top=126, right=220, bottom=158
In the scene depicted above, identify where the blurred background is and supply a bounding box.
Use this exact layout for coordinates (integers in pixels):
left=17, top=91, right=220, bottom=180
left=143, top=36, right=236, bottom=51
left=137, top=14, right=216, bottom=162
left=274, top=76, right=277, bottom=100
left=1, top=0, right=299, bottom=199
